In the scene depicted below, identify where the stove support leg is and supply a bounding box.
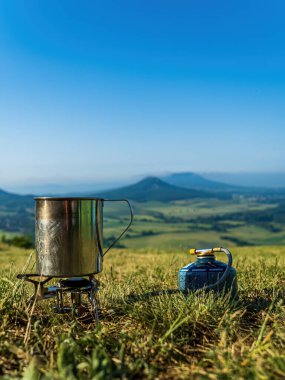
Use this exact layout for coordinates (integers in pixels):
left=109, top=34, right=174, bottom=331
left=56, top=288, right=64, bottom=312
left=71, top=292, right=81, bottom=306
left=87, top=275, right=100, bottom=322
left=88, top=289, right=99, bottom=322
left=71, top=293, right=82, bottom=315
left=27, top=283, right=38, bottom=305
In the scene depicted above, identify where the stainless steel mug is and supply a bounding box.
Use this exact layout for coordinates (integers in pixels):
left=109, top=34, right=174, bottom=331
left=35, top=197, right=133, bottom=277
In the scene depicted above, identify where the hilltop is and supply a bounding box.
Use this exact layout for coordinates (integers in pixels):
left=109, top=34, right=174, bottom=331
left=0, top=174, right=284, bottom=239
left=95, top=177, right=215, bottom=202
left=162, top=172, right=243, bottom=192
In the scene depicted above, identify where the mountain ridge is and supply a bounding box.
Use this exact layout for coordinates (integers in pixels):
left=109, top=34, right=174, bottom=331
left=94, top=176, right=218, bottom=202
left=162, top=172, right=244, bottom=191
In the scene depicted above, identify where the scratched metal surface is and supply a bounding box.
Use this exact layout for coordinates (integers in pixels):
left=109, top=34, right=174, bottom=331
left=35, top=199, right=103, bottom=277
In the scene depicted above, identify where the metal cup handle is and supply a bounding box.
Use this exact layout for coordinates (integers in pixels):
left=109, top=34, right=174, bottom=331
left=101, top=199, right=134, bottom=256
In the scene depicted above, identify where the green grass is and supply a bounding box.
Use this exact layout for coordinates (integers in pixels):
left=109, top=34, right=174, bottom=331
left=133, top=199, right=276, bottom=219
left=107, top=220, right=285, bottom=250
left=101, top=198, right=285, bottom=250
left=1, top=197, right=285, bottom=250
left=1, top=245, right=285, bottom=379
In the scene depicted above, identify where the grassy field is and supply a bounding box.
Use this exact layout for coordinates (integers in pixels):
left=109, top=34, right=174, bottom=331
left=103, top=198, right=285, bottom=249
left=1, top=244, right=285, bottom=379
left=1, top=196, right=285, bottom=250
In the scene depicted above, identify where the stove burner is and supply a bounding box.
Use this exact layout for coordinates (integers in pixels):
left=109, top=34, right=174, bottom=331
left=17, top=273, right=100, bottom=321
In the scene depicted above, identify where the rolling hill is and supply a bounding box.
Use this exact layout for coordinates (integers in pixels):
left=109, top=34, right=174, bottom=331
left=202, top=172, right=285, bottom=188
left=162, top=172, right=244, bottom=192
left=0, top=178, right=221, bottom=233
left=95, top=177, right=218, bottom=202
left=163, top=172, right=285, bottom=197
left=0, top=175, right=284, bottom=238
left=0, top=189, right=34, bottom=233
left=0, top=189, right=33, bottom=208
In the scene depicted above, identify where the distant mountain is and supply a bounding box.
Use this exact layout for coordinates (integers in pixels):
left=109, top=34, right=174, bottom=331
left=201, top=172, right=285, bottom=189
left=4, top=181, right=129, bottom=196
left=0, top=189, right=34, bottom=207
left=95, top=177, right=217, bottom=202
left=162, top=172, right=243, bottom=192
left=0, top=189, right=34, bottom=233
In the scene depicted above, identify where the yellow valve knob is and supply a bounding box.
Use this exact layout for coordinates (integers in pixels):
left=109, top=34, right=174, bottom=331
left=189, top=247, right=222, bottom=255
left=189, top=248, right=218, bottom=257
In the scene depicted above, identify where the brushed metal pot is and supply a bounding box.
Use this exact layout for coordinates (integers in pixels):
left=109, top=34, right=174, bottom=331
left=35, top=197, right=133, bottom=277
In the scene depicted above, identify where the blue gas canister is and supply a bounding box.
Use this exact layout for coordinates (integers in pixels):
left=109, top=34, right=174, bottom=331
left=178, top=247, right=237, bottom=298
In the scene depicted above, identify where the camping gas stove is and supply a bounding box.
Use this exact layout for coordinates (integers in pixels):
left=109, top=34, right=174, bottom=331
left=17, top=273, right=100, bottom=320
left=16, top=197, right=133, bottom=322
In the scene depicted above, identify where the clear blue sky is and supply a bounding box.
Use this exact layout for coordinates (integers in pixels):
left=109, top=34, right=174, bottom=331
left=0, top=0, right=284, bottom=187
